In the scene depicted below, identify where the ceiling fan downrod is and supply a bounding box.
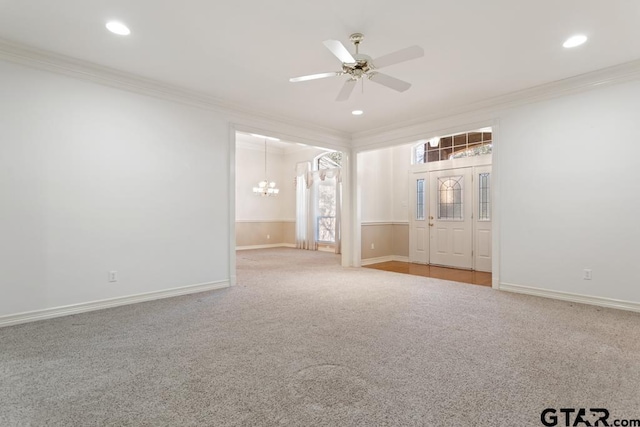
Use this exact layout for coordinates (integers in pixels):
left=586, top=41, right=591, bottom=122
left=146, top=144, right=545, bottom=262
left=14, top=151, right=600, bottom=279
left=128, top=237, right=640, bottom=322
left=350, top=33, right=364, bottom=55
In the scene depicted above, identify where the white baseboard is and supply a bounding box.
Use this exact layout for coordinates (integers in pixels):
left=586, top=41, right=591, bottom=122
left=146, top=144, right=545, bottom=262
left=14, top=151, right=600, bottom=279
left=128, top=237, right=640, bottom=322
left=361, top=256, right=394, bottom=265
left=500, top=282, right=640, bottom=313
left=361, top=255, right=409, bottom=265
left=0, top=280, right=230, bottom=328
left=236, top=243, right=296, bottom=250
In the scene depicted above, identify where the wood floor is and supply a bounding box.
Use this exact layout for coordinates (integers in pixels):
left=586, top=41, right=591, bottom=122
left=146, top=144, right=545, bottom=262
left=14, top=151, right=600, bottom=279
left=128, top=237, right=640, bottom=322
left=364, top=261, right=492, bottom=287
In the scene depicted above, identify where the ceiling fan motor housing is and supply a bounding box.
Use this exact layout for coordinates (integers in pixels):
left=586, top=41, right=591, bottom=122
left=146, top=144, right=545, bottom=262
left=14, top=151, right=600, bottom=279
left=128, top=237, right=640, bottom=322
left=343, top=34, right=372, bottom=80
left=343, top=54, right=373, bottom=79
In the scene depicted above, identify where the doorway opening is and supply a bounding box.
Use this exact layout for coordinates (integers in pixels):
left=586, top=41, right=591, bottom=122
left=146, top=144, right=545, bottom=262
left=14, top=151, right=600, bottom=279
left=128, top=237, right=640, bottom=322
left=408, top=127, right=493, bottom=275
left=234, top=131, right=343, bottom=259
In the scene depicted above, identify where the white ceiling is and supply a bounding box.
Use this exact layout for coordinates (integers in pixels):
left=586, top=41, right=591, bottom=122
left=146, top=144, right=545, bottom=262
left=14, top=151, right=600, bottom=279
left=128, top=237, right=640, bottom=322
left=1, top=1, right=639, bottom=134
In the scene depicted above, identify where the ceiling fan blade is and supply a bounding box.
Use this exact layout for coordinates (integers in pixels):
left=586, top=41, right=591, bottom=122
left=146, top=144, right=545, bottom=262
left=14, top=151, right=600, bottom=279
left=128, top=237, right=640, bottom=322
left=369, top=72, right=412, bottom=92
left=372, top=45, right=424, bottom=69
left=289, top=72, right=342, bottom=83
left=323, top=39, right=356, bottom=64
left=335, top=79, right=357, bottom=102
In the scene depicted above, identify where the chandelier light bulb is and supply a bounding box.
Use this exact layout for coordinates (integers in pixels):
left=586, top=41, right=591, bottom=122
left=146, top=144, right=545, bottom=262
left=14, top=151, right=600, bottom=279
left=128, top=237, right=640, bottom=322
left=252, top=138, right=280, bottom=196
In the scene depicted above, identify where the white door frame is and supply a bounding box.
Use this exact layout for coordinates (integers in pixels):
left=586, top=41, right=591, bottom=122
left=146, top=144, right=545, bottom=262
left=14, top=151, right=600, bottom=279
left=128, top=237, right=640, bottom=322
left=229, top=124, right=354, bottom=283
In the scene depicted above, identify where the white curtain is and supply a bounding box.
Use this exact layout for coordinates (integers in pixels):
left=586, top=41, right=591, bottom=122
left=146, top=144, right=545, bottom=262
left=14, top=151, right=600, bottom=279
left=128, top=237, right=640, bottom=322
left=295, top=162, right=316, bottom=250
left=334, top=170, right=342, bottom=254
left=295, top=163, right=341, bottom=254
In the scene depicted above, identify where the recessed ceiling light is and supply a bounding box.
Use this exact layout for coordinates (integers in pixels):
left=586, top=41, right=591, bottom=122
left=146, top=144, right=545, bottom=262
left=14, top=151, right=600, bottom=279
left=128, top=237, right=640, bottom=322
left=563, top=34, right=587, bottom=48
left=352, top=110, right=364, bottom=116
left=106, top=21, right=131, bottom=36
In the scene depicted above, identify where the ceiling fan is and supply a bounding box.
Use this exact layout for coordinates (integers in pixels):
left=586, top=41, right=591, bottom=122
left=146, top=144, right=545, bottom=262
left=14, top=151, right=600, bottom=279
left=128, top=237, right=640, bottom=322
left=289, top=33, right=424, bottom=101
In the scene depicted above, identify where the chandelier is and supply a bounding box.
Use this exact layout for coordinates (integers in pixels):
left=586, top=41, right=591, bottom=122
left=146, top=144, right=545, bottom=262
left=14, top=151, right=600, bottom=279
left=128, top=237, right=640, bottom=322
left=253, top=139, right=279, bottom=196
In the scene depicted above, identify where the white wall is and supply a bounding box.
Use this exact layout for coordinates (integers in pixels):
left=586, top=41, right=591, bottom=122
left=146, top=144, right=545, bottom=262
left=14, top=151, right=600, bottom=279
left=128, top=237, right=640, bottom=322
left=499, top=80, right=640, bottom=302
left=358, top=144, right=412, bottom=224
left=356, top=80, right=640, bottom=306
left=0, top=60, right=230, bottom=317
left=358, top=147, right=394, bottom=223
left=391, top=144, right=412, bottom=223
left=4, top=48, right=639, bottom=322
left=235, top=142, right=328, bottom=222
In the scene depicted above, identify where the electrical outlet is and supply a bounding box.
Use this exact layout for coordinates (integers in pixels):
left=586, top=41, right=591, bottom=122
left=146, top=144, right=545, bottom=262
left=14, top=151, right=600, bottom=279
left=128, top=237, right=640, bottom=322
left=583, top=269, right=592, bottom=280
left=371, top=243, right=375, bottom=250
left=108, top=271, right=118, bottom=283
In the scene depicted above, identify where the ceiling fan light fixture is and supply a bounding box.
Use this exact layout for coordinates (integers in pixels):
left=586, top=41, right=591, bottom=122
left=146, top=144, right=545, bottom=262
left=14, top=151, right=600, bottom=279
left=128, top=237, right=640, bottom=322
left=106, top=21, right=131, bottom=36
left=289, top=33, right=424, bottom=102
left=351, top=110, right=364, bottom=116
left=563, top=34, right=587, bottom=48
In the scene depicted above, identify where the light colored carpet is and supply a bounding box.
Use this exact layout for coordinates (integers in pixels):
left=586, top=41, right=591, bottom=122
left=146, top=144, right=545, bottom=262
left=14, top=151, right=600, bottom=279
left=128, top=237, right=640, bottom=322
left=2, top=248, right=639, bottom=426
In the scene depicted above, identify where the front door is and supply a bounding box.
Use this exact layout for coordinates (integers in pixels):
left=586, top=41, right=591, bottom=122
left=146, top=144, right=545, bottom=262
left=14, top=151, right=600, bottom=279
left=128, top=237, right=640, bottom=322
left=429, top=168, right=473, bottom=269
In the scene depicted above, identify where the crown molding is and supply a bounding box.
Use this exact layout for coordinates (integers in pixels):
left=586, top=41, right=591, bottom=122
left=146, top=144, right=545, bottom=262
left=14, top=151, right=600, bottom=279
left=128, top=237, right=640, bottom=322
left=2, top=38, right=640, bottom=153
left=352, top=59, right=640, bottom=149
left=0, top=38, right=351, bottom=148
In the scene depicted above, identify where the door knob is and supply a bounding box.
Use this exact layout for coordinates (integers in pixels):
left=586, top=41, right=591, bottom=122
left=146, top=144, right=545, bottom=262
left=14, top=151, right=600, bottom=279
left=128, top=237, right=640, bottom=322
left=429, top=216, right=434, bottom=220
left=429, top=223, right=434, bottom=226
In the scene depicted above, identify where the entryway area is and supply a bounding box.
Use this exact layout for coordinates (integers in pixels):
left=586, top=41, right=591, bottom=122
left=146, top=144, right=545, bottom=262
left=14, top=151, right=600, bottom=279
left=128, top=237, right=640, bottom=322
left=364, top=261, right=491, bottom=286
left=408, top=128, right=493, bottom=277
left=234, top=130, right=344, bottom=260
left=358, top=126, right=493, bottom=286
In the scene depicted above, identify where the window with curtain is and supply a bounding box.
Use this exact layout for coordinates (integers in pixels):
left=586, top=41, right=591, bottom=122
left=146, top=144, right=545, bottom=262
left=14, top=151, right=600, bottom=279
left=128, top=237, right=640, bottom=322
left=296, top=155, right=342, bottom=254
